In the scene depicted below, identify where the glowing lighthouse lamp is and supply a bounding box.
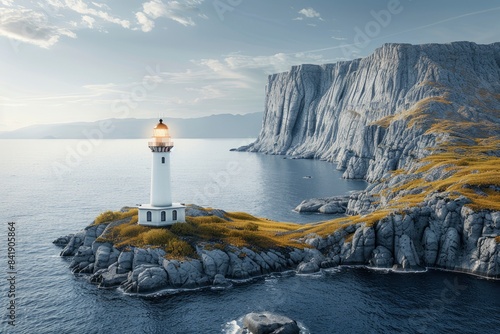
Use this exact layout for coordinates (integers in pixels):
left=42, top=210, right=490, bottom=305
left=138, top=119, right=185, bottom=226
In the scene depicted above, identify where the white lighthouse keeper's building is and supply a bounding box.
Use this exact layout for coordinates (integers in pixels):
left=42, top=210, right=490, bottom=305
left=138, top=119, right=185, bottom=226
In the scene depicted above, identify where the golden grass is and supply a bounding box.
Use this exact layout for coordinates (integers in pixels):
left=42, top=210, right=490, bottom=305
left=142, top=229, right=176, bottom=245
left=93, top=208, right=138, bottom=225
left=94, top=210, right=313, bottom=258
left=405, top=96, right=452, bottom=128
left=371, top=115, right=395, bottom=128
left=368, top=96, right=454, bottom=131
left=385, top=139, right=500, bottom=211
left=166, top=239, right=195, bottom=258
left=495, top=236, right=500, bottom=243
left=93, top=206, right=397, bottom=256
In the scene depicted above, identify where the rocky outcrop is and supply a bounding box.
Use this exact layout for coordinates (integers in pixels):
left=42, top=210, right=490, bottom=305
left=55, top=218, right=329, bottom=294
left=55, top=197, right=499, bottom=296
left=243, top=312, right=300, bottom=334
left=294, top=196, right=349, bottom=214
left=237, top=42, right=500, bottom=181
left=301, top=194, right=500, bottom=277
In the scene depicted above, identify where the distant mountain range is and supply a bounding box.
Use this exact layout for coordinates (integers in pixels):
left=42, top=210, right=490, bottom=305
left=0, top=112, right=263, bottom=139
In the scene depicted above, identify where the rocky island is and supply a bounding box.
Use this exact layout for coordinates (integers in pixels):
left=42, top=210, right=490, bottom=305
left=56, top=42, right=499, bottom=297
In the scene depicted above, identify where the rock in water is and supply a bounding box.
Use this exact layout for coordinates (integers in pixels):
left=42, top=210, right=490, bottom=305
left=243, top=312, right=300, bottom=334
left=294, top=196, right=349, bottom=214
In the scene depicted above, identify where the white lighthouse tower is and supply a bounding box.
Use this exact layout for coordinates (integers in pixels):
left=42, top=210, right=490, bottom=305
left=138, top=119, right=185, bottom=226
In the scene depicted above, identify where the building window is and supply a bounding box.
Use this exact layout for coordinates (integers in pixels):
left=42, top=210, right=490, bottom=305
left=161, top=211, right=166, bottom=221
left=172, top=210, right=177, bottom=221
left=162, top=157, right=165, bottom=164
left=147, top=211, right=152, bottom=222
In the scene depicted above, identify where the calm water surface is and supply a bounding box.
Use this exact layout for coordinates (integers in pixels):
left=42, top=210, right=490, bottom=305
left=0, top=139, right=498, bottom=334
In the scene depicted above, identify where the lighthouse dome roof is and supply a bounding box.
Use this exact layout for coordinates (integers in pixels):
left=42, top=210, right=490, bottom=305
left=154, top=119, right=168, bottom=130
left=153, top=119, right=170, bottom=138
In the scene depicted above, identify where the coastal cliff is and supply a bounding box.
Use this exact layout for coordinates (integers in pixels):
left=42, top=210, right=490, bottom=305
left=238, top=42, right=500, bottom=278
left=238, top=42, right=500, bottom=181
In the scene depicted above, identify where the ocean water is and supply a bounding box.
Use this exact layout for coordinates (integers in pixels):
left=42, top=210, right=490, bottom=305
left=0, top=139, right=499, bottom=334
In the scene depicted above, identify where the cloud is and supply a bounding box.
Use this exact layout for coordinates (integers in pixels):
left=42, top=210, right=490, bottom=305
left=298, top=7, right=321, bottom=19
left=81, top=15, right=95, bottom=28
left=221, top=52, right=333, bottom=73
left=90, top=2, right=110, bottom=10
left=186, top=85, right=224, bottom=102
left=136, top=12, right=154, bottom=32
left=154, top=50, right=339, bottom=109
left=0, top=7, right=76, bottom=48
left=55, top=0, right=130, bottom=29
left=331, top=36, right=347, bottom=41
left=137, top=0, right=206, bottom=30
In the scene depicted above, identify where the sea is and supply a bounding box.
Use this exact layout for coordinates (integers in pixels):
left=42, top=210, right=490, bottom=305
left=0, top=139, right=499, bottom=334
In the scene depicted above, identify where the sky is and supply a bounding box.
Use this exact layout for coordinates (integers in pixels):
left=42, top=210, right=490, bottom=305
left=0, top=0, right=500, bottom=131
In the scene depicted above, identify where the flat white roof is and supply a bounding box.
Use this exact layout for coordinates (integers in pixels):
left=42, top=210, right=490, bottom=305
left=137, top=203, right=185, bottom=210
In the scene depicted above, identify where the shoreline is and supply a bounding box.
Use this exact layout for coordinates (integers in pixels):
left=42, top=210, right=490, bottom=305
left=54, top=204, right=499, bottom=297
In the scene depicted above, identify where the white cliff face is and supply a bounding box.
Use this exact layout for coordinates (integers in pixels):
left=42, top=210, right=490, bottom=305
left=242, top=42, right=500, bottom=181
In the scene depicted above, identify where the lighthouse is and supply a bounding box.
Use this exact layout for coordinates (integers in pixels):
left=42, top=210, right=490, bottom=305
left=138, top=119, right=185, bottom=226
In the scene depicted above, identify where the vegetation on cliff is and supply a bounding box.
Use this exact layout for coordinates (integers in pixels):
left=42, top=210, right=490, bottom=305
left=94, top=208, right=310, bottom=259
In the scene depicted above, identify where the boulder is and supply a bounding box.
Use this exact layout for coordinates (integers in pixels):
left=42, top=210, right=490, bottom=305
left=53, top=234, right=73, bottom=247
left=422, top=227, right=438, bottom=266
left=471, top=237, right=499, bottom=276
left=60, top=231, right=85, bottom=256
left=213, top=274, right=230, bottom=287
left=122, top=264, right=158, bottom=293
left=342, top=226, right=375, bottom=264
left=243, top=312, right=300, bottom=334
left=200, top=249, right=230, bottom=278
left=70, top=246, right=93, bottom=270
left=96, top=246, right=121, bottom=271
left=297, top=260, right=320, bottom=274
left=136, top=266, right=168, bottom=293
left=163, top=259, right=210, bottom=288
left=369, top=246, right=394, bottom=268
left=92, top=264, right=128, bottom=288
left=395, top=234, right=421, bottom=270
left=185, top=205, right=230, bottom=220
left=436, top=228, right=460, bottom=270
left=117, top=251, right=134, bottom=274
left=318, top=202, right=347, bottom=214
left=132, top=248, right=165, bottom=269
left=375, top=217, right=394, bottom=251
left=295, top=196, right=349, bottom=214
